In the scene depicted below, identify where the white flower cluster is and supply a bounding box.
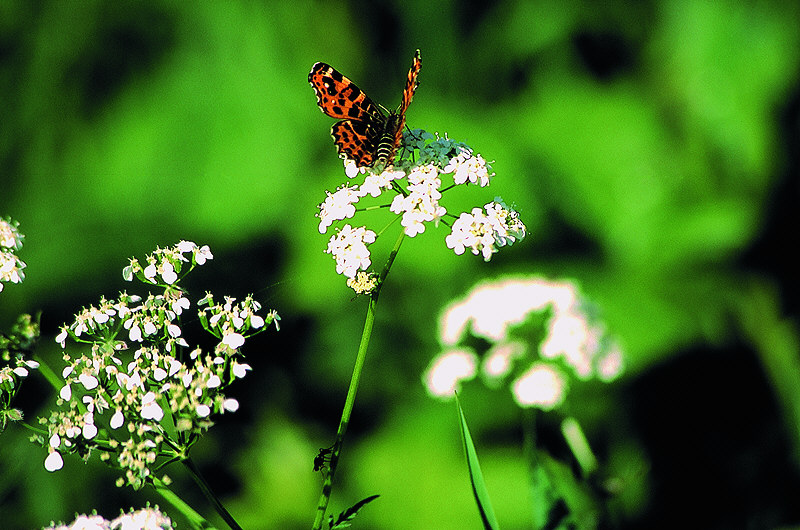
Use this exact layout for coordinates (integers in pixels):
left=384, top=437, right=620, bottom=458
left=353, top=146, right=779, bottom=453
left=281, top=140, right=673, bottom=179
left=446, top=199, right=527, bottom=262
left=325, top=224, right=376, bottom=278
left=389, top=163, right=447, bottom=237
left=0, top=217, right=26, bottom=293
left=43, top=506, right=174, bottom=530
left=122, top=240, right=213, bottom=286
left=199, top=293, right=280, bottom=351
left=423, top=277, right=624, bottom=411
left=316, top=130, right=526, bottom=290
left=0, top=357, right=39, bottom=390
left=41, top=243, right=278, bottom=489
left=1, top=313, right=40, bottom=430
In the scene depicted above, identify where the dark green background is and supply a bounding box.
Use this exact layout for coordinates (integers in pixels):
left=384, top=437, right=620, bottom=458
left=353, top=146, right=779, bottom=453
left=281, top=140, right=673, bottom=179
left=2, top=1, right=799, bottom=528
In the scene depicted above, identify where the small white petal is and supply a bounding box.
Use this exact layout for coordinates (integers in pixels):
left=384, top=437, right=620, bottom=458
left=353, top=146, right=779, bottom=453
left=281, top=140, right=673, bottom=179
left=232, top=363, right=251, bottom=378
left=168, top=359, right=183, bottom=376
left=78, top=373, right=98, bottom=390
left=195, top=245, right=213, bottom=265
left=44, top=451, right=63, bottom=472
left=161, top=263, right=177, bottom=284
left=222, top=332, right=245, bottom=349
left=12, top=367, right=28, bottom=377
left=176, top=240, right=196, bottom=253
left=140, top=392, right=164, bottom=421
left=128, top=324, right=143, bottom=342
left=143, top=264, right=157, bottom=280
left=223, top=398, right=239, bottom=412
left=172, top=297, right=190, bottom=315
left=250, top=315, right=265, bottom=328
left=196, top=404, right=211, bottom=417
left=143, top=321, right=157, bottom=336
left=207, top=375, right=221, bottom=388
left=49, top=434, right=61, bottom=448
left=82, top=423, right=98, bottom=439
left=62, top=366, right=74, bottom=378
left=59, top=384, right=72, bottom=401
left=110, top=410, right=124, bottom=429
left=55, top=329, right=68, bottom=347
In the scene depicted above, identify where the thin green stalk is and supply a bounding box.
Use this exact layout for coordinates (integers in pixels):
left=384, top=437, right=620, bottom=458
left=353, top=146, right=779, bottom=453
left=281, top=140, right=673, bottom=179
left=152, top=476, right=216, bottom=529
left=182, top=457, right=242, bottom=530
left=561, top=416, right=597, bottom=477
left=522, top=408, right=540, bottom=527
left=33, top=353, right=62, bottom=393
left=311, top=230, right=405, bottom=530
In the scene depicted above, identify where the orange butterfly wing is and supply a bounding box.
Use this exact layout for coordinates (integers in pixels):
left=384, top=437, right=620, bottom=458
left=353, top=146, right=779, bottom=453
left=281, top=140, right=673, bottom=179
left=309, top=50, right=422, bottom=168
left=391, top=49, right=422, bottom=159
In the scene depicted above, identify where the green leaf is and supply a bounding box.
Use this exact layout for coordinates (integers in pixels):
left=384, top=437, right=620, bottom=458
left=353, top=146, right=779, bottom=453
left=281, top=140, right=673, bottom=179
left=328, top=494, right=380, bottom=529
left=531, top=449, right=600, bottom=529
left=456, top=394, right=500, bottom=530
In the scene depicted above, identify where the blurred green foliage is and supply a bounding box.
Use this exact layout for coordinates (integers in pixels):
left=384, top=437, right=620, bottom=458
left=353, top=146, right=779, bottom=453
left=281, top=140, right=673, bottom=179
left=2, top=0, right=799, bottom=528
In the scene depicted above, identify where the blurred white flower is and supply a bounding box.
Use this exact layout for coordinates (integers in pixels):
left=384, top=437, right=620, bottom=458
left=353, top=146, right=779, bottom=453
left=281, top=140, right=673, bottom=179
left=482, top=341, right=527, bottom=383
left=423, top=348, right=478, bottom=398
left=439, top=278, right=577, bottom=345
left=511, top=363, right=567, bottom=410
left=429, top=276, right=624, bottom=409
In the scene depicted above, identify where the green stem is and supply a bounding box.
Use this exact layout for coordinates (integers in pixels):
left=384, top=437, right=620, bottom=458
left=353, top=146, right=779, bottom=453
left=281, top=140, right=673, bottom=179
left=561, top=416, right=597, bottom=477
left=33, top=353, right=63, bottom=394
left=182, top=457, right=242, bottom=530
left=311, top=230, right=405, bottom=530
left=152, top=476, right=216, bottom=529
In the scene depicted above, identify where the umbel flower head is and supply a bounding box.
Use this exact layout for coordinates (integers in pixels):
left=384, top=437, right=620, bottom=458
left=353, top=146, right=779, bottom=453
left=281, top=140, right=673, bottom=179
left=1, top=217, right=37, bottom=430
left=423, top=277, right=624, bottom=411
left=43, top=505, right=174, bottom=530
left=1, top=313, right=40, bottom=431
left=0, top=216, right=26, bottom=293
left=316, top=130, right=527, bottom=292
left=38, top=241, right=279, bottom=489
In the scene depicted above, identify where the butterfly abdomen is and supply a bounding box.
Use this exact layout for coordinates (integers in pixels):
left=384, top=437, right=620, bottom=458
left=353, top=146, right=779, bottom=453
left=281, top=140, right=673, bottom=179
left=374, top=114, right=402, bottom=166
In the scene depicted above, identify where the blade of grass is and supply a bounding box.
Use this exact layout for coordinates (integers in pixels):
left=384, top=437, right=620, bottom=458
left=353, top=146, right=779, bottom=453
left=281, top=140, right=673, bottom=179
left=455, top=394, right=500, bottom=530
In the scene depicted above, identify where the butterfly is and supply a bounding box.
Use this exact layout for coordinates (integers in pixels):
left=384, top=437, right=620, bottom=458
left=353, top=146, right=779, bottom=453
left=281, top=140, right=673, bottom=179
left=309, top=50, right=421, bottom=168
